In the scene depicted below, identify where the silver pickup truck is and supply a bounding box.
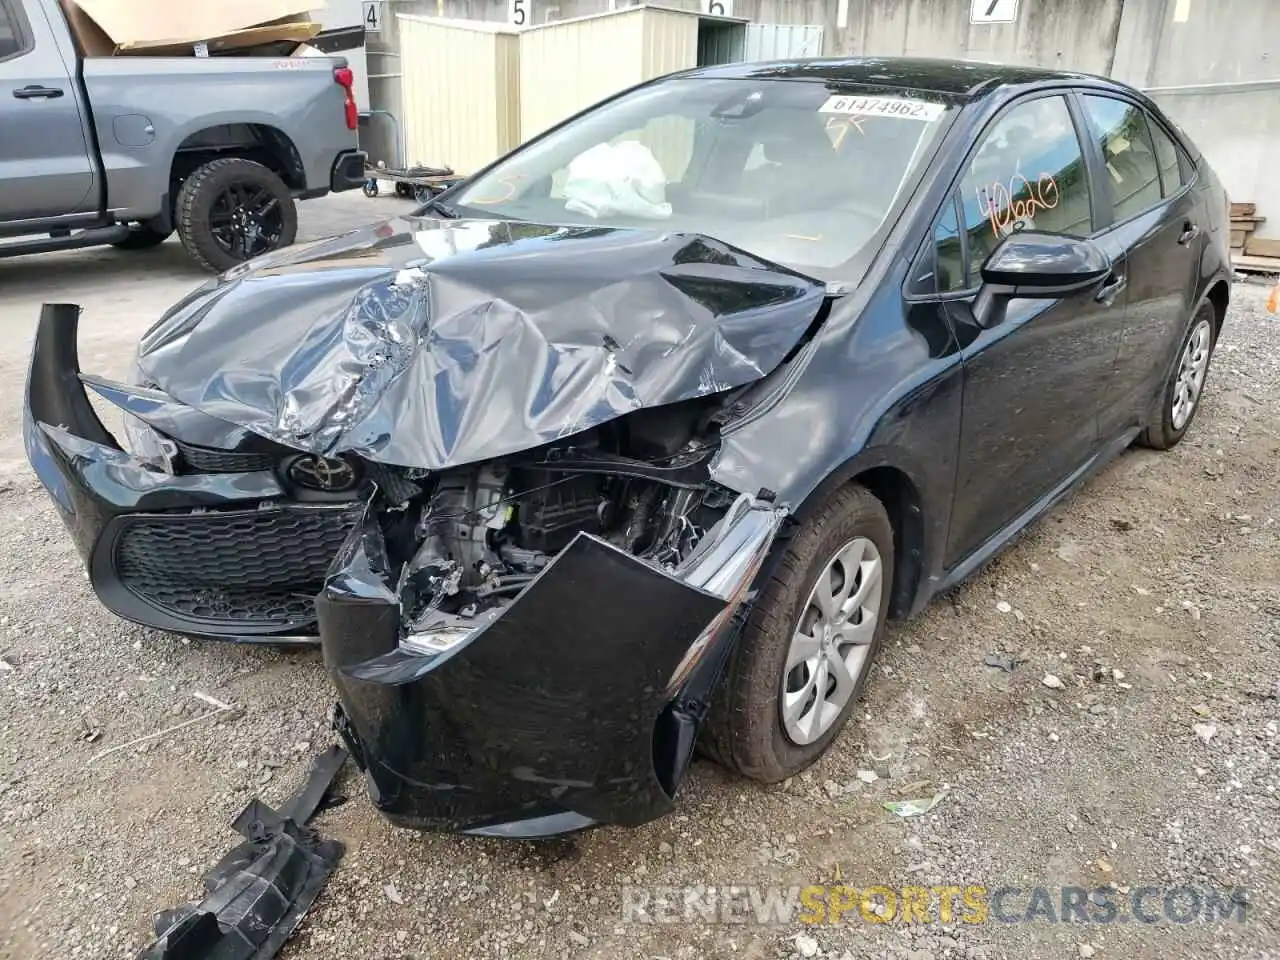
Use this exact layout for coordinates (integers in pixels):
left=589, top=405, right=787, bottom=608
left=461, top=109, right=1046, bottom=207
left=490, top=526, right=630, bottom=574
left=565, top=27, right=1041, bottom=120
left=0, top=0, right=367, bottom=271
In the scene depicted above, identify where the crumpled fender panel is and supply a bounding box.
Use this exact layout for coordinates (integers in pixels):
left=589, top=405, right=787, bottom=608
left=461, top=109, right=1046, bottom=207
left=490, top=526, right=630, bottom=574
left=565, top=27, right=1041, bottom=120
left=134, top=217, right=826, bottom=470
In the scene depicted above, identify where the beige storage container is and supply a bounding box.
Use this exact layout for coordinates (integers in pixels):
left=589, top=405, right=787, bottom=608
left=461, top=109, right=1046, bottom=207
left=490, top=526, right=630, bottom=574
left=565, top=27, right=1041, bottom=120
left=398, top=15, right=520, bottom=176
left=518, top=6, right=745, bottom=144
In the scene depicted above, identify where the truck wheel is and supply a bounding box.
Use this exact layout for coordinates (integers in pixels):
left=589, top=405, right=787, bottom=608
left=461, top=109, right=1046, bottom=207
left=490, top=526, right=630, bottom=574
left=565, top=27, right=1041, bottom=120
left=111, top=224, right=172, bottom=250
left=176, top=157, right=297, bottom=273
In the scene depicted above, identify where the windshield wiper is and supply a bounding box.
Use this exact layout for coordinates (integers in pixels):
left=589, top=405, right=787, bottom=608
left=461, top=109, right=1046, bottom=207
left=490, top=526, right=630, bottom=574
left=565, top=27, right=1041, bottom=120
left=419, top=196, right=460, bottom=219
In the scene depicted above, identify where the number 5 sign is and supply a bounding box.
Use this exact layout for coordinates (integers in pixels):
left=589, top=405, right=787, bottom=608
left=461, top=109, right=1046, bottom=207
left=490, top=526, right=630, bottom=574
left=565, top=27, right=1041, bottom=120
left=702, top=0, right=732, bottom=15
left=508, top=0, right=530, bottom=26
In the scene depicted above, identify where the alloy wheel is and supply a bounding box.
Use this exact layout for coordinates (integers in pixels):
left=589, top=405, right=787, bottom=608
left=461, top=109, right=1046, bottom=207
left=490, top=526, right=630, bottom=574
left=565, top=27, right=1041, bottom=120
left=779, top=536, right=884, bottom=746
left=208, top=182, right=285, bottom=261
left=1171, top=318, right=1212, bottom=431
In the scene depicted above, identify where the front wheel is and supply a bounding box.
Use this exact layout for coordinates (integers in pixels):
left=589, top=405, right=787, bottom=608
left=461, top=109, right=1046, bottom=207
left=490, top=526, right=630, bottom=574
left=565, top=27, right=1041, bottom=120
left=1136, top=301, right=1217, bottom=450
left=175, top=157, right=297, bottom=273
left=701, top=483, right=894, bottom=782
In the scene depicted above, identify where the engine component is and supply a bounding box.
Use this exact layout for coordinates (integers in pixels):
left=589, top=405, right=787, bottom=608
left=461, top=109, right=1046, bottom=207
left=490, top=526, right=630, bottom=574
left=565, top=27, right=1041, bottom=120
left=511, top=470, right=607, bottom=554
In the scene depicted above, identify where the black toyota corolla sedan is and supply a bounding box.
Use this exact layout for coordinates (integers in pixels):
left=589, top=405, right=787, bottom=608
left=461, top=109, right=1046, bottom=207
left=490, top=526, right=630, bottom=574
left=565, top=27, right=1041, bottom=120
left=26, top=57, right=1230, bottom=836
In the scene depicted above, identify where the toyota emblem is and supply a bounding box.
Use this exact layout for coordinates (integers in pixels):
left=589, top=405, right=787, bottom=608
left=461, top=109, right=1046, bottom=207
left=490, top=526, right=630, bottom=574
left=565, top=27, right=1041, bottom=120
left=287, top=455, right=358, bottom=492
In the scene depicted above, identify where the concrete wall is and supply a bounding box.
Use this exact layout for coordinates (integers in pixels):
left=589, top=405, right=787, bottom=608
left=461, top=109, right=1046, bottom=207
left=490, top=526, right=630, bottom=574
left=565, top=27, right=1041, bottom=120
left=362, top=0, right=1280, bottom=236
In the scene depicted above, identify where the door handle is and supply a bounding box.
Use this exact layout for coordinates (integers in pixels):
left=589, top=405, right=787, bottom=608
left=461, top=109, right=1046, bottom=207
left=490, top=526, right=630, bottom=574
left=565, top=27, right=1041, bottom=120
left=12, top=85, right=64, bottom=100
left=1177, top=222, right=1201, bottom=245
left=1095, top=271, right=1127, bottom=306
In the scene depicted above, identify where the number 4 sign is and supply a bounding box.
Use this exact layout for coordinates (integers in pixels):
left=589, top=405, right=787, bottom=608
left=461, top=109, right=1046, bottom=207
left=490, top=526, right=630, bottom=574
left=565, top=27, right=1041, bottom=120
left=362, top=1, right=381, bottom=34
left=970, top=0, right=1018, bottom=23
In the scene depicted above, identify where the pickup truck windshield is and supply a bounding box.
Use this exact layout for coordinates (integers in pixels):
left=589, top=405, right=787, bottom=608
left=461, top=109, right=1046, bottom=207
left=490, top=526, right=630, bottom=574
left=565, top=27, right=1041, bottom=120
left=451, top=78, right=954, bottom=277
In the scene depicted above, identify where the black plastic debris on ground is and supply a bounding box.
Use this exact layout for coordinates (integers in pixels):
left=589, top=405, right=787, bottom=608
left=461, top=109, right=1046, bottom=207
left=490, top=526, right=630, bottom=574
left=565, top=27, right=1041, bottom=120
left=137, top=746, right=348, bottom=960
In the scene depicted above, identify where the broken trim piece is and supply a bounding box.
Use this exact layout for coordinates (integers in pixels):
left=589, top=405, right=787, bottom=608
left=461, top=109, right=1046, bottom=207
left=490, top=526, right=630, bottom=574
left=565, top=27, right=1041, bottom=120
left=137, top=747, right=348, bottom=960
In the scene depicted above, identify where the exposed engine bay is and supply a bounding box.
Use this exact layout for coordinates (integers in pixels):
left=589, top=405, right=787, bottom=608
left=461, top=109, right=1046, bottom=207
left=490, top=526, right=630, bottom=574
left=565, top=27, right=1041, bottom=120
left=380, top=399, right=745, bottom=654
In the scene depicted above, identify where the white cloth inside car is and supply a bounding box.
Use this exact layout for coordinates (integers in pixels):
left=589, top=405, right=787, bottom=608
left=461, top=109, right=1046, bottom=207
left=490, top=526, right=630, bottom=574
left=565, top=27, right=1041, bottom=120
left=563, top=141, right=673, bottom=220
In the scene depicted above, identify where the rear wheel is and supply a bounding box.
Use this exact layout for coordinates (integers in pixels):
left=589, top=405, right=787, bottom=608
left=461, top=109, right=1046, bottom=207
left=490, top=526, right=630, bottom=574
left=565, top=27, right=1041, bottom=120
left=701, top=483, right=894, bottom=782
left=176, top=157, right=297, bottom=273
left=111, top=223, right=171, bottom=250
left=1137, top=301, right=1217, bottom=450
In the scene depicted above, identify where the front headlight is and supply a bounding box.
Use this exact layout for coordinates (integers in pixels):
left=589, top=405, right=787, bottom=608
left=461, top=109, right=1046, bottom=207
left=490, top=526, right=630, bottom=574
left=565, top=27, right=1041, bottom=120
left=119, top=351, right=177, bottom=473
left=121, top=413, right=176, bottom=473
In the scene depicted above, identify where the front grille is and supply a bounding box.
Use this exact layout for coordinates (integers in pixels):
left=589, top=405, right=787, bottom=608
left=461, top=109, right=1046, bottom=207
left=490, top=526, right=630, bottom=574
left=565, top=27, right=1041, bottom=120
left=114, top=505, right=361, bottom=626
left=174, top=440, right=276, bottom=474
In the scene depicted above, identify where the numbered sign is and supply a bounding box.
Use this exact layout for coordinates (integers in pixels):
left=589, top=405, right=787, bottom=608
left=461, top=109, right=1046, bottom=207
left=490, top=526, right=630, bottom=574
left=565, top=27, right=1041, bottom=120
left=508, top=0, right=530, bottom=26
left=970, top=0, right=1018, bottom=23
left=363, top=1, right=382, bottom=34
left=702, top=0, right=733, bottom=15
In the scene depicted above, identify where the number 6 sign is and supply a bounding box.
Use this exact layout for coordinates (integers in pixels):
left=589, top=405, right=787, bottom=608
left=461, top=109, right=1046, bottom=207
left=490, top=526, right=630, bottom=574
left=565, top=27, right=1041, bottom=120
left=702, top=0, right=732, bottom=15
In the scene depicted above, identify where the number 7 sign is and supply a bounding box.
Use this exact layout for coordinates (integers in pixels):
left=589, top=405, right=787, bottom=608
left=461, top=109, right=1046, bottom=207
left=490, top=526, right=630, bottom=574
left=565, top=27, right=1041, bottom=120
left=970, top=0, right=1018, bottom=23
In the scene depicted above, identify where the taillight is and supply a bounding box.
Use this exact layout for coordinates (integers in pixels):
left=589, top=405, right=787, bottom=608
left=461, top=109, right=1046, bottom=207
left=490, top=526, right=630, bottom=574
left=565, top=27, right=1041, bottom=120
left=334, top=66, right=357, bottom=130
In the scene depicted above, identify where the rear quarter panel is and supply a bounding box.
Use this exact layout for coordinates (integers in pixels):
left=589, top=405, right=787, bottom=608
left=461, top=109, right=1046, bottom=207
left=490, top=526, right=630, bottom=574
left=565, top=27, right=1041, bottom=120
left=81, top=56, right=355, bottom=219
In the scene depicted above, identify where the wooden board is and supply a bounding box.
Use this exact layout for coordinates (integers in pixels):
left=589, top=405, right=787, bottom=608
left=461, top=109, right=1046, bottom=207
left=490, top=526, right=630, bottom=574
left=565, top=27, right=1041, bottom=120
left=1231, top=253, right=1280, bottom=276
left=1244, top=237, right=1280, bottom=259
left=1230, top=202, right=1257, bottom=218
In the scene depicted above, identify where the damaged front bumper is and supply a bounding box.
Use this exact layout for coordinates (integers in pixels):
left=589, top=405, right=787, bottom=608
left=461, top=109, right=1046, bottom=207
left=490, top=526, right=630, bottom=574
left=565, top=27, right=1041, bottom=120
left=320, top=493, right=786, bottom=837
left=23, top=304, right=360, bottom=641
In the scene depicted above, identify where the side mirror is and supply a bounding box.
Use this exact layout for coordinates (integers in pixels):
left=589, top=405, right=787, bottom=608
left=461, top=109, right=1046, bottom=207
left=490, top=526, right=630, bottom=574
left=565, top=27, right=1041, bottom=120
left=972, top=232, right=1112, bottom=329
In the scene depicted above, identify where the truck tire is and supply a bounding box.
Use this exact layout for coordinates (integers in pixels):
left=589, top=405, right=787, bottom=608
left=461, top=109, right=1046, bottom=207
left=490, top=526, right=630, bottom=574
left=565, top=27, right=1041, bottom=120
left=111, top=224, right=172, bottom=250
left=176, top=158, right=297, bottom=273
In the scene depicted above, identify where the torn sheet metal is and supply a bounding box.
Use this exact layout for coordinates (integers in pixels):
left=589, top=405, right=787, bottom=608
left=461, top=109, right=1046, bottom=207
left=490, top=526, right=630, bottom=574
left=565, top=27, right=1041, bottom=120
left=133, top=216, right=826, bottom=470
left=319, top=494, right=785, bottom=835
left=138, top=746, right=348, bottom=960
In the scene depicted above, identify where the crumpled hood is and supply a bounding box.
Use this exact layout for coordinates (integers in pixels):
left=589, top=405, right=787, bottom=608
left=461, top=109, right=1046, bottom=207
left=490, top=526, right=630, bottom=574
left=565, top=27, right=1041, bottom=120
left=136, top=216, right=826, bottom=470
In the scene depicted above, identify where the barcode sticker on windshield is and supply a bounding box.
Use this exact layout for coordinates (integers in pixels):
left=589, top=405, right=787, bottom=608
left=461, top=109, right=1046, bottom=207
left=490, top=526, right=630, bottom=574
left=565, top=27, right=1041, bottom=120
left=819, top=95, right=945, bottom=121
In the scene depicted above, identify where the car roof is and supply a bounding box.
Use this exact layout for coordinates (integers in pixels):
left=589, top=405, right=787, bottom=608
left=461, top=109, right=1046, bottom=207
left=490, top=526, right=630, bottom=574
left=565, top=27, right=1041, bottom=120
left=681, top=56, right=1112, bottom=100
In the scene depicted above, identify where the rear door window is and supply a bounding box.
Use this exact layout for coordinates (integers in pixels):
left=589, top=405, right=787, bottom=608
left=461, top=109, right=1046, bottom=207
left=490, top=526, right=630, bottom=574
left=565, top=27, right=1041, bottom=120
left=1080, top=95, right=1163, bottom=221
left=958, top=95, right=1094, bottom=288
left=0, top=0, right=29, bottom=60
left=1147, top=116, right=1186, bottom=198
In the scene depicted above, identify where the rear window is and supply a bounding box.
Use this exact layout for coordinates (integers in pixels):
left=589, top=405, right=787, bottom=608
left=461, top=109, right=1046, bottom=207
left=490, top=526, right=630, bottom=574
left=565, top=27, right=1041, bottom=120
left=1081, top=95, right=1163, bottom=222
left=0, top=0, right=28, bottom=60
left=1147, top=117, right=1186, bottom=197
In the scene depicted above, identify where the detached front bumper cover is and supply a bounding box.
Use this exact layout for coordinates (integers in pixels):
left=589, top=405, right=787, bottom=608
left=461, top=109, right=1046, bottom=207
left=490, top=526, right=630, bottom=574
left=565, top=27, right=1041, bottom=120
left=321, top=492, right=786, bottom=837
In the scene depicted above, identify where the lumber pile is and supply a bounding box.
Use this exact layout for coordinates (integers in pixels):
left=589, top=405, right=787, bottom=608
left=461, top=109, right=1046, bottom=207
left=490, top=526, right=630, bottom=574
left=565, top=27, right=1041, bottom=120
left=1231, top=202, right=1280, bottom=276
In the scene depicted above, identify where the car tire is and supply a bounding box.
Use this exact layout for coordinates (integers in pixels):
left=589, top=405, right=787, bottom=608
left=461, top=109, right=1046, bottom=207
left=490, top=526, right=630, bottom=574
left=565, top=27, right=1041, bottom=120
left=701, top=483, right=894, bottom=783
left=110, top=224, right=172, bottom=250
left=176, top=157, right=297, bottom=274
left=1136, top=301, right=1218, bottom=451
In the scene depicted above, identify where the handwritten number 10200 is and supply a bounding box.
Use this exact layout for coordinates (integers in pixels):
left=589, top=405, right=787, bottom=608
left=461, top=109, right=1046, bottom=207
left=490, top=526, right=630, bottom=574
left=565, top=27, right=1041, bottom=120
left=977, top=173, right=1060, bottom=239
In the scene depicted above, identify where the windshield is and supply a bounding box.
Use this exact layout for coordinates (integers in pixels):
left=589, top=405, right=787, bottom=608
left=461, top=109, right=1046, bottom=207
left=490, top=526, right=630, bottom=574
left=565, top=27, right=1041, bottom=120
left=450, top=78, right=955, bottom=278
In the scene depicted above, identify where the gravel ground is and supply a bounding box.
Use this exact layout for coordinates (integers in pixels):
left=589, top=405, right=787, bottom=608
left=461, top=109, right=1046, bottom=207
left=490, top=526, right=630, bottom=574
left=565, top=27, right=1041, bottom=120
left=0, top=193, right=1277, bottom=960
